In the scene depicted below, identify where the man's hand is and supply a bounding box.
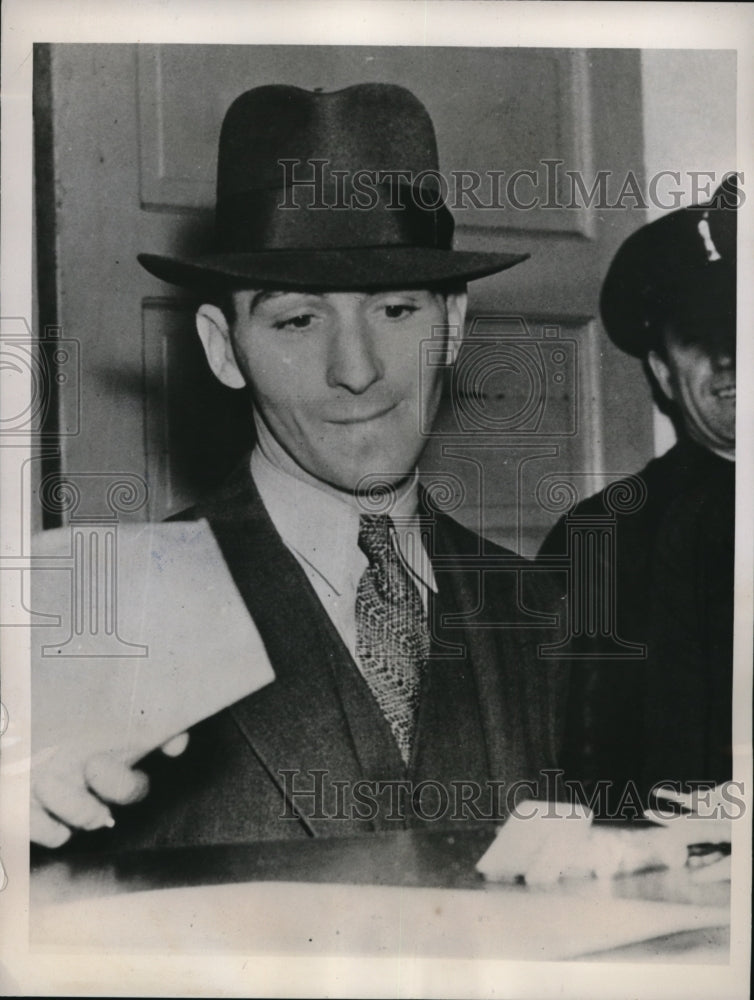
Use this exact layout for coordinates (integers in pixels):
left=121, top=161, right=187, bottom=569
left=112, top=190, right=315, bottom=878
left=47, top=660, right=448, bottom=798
left=32, top=755, right=148, bottom=847
left=31, top=734, right=189, bottom=848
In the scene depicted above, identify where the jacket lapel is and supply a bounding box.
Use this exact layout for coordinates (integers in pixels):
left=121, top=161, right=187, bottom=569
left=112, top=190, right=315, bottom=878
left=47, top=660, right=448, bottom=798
left=417, top=511, right=500, bottom=781
left=200, top=475, right=359, bottom=834
left=199, top=466, right=404, bottom=834
left=419, top=509, right=544, bottom=790
left=432, top=510, right=565, bottom=787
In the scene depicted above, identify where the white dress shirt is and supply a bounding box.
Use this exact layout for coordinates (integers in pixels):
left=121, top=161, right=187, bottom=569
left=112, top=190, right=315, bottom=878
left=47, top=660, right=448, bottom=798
left=250, top=444, right=437, bottom=663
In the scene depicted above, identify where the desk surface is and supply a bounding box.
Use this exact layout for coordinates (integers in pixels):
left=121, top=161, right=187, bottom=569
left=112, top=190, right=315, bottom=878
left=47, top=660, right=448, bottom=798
left=31, top=825, right=731, bottom=962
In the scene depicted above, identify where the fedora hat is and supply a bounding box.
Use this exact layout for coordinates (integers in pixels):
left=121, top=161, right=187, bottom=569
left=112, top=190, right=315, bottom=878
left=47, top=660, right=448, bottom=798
left=600, top=176, right=738, bottom=358
left=138, top=83, right=528, bottom=291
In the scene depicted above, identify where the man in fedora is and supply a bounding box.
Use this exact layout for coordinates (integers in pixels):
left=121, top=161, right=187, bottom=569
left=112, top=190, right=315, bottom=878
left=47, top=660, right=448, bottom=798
left=32, top=83, right=566, bottom=849
left=540, top=179, right=737, bottom=814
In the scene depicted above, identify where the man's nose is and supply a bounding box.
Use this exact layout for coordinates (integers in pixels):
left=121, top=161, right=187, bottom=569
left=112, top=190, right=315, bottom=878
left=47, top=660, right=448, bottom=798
left=712, top=347, right=735, bottom=371
left=325, top=317, right=383, bottom=393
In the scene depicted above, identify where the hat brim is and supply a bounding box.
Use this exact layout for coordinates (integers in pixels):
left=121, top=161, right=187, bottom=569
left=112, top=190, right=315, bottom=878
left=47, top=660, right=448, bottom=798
left=138, top=247, right=529, bottom=291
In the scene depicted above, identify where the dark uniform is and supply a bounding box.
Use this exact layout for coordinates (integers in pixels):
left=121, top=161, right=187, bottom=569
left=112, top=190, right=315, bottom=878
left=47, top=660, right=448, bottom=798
left=540, top=179, right=738, bottom=814
left=540, top=439, right=734, bottom=809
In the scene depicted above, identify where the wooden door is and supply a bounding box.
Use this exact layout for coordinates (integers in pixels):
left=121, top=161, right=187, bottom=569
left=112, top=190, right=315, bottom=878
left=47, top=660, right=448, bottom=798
left=36, top=43, right=653, bottom=553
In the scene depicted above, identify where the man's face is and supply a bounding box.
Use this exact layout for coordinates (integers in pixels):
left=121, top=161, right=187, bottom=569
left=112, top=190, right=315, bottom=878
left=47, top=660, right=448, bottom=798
left=196, top=288, right=467, bottom=491
left=648, top=328, right=736, bottom=458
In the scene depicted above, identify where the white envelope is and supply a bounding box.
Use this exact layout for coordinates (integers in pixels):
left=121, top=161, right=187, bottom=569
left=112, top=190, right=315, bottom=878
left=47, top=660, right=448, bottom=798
left=30, top=520, right=275, bottom=770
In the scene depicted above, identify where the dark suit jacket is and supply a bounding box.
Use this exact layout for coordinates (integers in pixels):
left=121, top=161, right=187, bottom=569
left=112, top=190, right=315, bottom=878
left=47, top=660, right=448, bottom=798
left=539, top=438, right=734, bottom=807
left=61, top=463, right=567, bottom=851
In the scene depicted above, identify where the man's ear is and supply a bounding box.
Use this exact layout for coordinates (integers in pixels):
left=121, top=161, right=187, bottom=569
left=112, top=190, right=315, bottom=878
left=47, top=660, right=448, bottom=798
left=443, top=290, right=468, bottom=365
left=647, top=349, right=675, bottom=403
left=195, top=304, right=246, bottom=389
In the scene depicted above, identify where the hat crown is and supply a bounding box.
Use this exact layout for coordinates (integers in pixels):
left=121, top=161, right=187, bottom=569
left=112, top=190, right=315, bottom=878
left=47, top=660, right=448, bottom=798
left=600, top=177, right=739, bottom=356
left=137, top=82, right=529, bottom=290
left=217, top=83, right=440, bottom=200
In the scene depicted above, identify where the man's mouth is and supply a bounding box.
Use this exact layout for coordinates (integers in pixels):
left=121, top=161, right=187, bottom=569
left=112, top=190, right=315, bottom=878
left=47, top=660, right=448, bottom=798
left=711, top=383, right=736, bottom=400
left=327, top=403, right=398, bottom=425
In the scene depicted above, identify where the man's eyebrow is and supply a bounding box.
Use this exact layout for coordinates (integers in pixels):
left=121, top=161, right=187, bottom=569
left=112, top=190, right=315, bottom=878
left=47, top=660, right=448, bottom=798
left=246, top=289, right=421, bottom=317
left=248, top=290, right=322, bottom=314
left=248, top=290, right=288, bottom=313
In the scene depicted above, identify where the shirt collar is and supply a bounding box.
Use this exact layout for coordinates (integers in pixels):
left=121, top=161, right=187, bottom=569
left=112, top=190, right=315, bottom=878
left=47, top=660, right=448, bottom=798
left=250, top=445, right=437, bottom=597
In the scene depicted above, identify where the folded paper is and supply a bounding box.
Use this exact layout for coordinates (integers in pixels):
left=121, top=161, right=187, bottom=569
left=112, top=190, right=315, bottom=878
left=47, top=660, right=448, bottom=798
left=30, top=520, right=275, bottom=772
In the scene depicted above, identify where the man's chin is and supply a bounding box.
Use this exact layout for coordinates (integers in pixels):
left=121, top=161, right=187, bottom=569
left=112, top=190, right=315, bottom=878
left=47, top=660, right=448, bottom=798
left=700, top=419, right=735, bottom=454
left=692, top=428, right=735, bottom=458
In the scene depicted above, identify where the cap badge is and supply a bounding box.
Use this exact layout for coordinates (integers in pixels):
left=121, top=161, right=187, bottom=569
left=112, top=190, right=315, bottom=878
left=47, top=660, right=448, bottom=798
left=698, top=213, right=722, bottom=262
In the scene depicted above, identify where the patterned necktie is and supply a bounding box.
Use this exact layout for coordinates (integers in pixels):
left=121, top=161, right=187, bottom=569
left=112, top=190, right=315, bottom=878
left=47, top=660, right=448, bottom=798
left=355, top=513, right=430, bottom=765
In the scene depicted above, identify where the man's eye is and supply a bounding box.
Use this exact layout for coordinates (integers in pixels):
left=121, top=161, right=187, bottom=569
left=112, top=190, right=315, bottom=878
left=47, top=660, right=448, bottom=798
left=384, top=304, right=418, bottom=320
left=275, top=314, right=314, bottom=330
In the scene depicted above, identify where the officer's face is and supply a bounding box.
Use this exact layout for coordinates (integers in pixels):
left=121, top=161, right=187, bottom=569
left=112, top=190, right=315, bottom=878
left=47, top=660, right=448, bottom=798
left=196, top=288, right=466, bottom=491
left=649, top=328, right=736, bottom=458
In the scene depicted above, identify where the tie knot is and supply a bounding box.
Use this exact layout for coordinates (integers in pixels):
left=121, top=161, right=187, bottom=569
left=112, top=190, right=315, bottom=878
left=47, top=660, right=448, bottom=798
left=358, top=514, right=394, bottom=566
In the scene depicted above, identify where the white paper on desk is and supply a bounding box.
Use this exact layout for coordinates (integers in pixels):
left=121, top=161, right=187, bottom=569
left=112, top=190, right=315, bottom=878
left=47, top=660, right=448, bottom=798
left=476, top=799, right=594, bottom=884
left=29, top=521, right=275, bottom=771
left=476, top=800, right=733, bottom=884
